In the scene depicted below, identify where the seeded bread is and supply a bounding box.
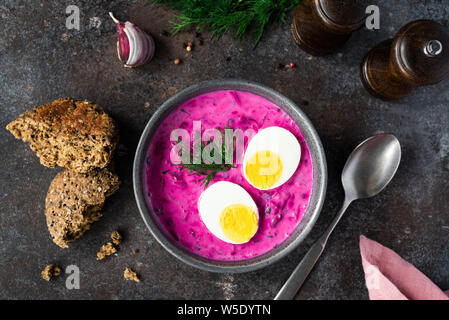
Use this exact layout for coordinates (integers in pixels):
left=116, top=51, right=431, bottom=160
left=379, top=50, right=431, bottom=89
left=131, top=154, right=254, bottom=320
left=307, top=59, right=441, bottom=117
left=6, top=98, right=118, bottom=173
left=45, top=168, right=120, bottom=248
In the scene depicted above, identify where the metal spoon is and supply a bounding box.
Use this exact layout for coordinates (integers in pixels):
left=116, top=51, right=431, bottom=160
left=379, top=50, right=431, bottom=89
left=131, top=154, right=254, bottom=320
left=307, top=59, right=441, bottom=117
left=275, top=133, right=401, bottom=300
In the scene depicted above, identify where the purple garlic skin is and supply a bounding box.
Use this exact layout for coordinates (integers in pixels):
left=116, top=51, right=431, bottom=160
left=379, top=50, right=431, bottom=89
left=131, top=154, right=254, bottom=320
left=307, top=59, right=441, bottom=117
left=109, top=12, right=155, bottom=68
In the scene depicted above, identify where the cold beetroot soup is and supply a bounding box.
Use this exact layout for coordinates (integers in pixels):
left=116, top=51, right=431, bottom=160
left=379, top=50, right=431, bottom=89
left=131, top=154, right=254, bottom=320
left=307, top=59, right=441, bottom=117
left=144, top=90, right=313, bottom=261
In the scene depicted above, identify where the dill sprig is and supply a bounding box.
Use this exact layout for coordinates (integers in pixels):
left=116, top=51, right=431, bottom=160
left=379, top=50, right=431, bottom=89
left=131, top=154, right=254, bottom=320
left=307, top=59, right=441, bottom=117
left=148, top=0, right=301, bottom=45
left=176, top=124, right=235, bottom=187
left=180, top=161, right=235, bottom=188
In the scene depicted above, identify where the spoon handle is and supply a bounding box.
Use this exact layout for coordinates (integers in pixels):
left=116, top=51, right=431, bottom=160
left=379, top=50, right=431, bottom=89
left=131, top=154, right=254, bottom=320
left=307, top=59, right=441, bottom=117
left=274, top=199, right=352, bottom=300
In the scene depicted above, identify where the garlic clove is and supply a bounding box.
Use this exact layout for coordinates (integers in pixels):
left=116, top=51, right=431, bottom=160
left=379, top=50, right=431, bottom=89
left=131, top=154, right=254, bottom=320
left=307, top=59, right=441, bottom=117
left=136, top=27, right=155, bottom=66
left=109, top=12, right=155, bottom=68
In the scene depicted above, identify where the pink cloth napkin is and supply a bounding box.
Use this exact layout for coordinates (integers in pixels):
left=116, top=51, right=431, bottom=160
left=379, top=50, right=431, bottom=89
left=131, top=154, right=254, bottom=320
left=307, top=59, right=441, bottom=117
left=360, top=235, right=449, bottom=300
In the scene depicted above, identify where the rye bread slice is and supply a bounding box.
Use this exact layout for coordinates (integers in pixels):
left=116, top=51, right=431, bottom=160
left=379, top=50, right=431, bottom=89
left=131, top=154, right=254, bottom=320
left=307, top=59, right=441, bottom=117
left=45, top=168, right=120, bottom=248
left=6, top=98, right=118, bottom=173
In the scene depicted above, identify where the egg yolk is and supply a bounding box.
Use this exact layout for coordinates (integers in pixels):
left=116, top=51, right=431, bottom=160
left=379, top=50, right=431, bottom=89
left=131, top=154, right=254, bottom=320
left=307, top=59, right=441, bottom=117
left=245, top=150, right=283, bottom=190
left=219, top=204, right=258, bottom=243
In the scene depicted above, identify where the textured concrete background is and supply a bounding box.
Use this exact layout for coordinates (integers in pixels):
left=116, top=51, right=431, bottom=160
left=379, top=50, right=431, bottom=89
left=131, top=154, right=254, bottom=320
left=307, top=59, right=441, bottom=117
left=0, top=0, right=448, bottom=300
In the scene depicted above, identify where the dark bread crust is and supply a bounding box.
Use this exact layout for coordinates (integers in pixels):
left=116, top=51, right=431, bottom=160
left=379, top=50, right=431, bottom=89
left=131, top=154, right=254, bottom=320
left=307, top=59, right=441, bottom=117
left=6, top=98, right=119, bottom=173
left=45, top=168, right=120, bottom=248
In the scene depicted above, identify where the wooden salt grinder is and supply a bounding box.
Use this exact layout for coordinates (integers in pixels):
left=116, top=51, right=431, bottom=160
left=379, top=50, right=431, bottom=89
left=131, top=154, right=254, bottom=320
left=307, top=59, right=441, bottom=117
left=361, top=20, right=449, bottom=100
left=291, top=0, right=370, bottom=56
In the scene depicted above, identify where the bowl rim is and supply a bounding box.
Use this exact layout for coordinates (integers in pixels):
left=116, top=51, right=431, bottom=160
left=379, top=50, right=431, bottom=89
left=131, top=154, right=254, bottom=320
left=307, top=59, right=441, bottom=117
left=133, top=79, right=327, bottom=273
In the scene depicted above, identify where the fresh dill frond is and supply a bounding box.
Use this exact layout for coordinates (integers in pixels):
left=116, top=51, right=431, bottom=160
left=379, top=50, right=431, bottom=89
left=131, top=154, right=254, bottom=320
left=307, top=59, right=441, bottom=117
left=175, top=122, right=235, bottom=188
left=148, top=0, right=301, bottom=46
left=180, top=162, right=235, bottom=187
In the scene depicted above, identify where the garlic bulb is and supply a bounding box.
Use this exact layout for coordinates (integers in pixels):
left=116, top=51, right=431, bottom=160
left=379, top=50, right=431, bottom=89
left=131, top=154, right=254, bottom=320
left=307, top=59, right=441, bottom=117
left=109, top=12, right=155, bottom=68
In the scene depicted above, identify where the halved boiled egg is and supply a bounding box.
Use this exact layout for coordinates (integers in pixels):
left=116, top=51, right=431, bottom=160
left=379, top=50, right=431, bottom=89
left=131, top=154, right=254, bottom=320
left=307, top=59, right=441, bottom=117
left=198, top=181, right=259, bottom=244
left=243, top=126, right=301, bottom=190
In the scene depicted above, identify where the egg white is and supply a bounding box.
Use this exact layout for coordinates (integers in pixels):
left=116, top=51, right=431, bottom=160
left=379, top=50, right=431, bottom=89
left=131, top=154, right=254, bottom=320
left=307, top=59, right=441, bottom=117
left=242, top=126, right=301, bottom=190
left=198, top=181, right=259, bottom=244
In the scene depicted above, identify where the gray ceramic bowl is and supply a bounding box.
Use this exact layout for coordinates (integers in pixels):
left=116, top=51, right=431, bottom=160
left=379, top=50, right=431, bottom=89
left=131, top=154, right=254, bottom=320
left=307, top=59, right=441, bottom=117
left=133, top=79, right=327, bottom=273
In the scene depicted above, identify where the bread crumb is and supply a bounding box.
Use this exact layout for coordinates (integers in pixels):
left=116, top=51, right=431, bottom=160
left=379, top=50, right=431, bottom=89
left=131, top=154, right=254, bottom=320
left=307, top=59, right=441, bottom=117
left=132, top=249, right=139, bottom=254
left=124, top=268, right=140, bottom=282
left=41, top=264, right=62, bottom=281
left=111, top=231, right=122, bottom=245
left=97, top=242, right=117, bottom=260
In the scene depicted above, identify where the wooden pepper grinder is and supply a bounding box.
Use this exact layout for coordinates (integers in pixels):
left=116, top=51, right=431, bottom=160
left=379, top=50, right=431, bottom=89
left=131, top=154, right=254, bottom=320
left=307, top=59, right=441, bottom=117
left=291, top=0, right=370, bottom=56
left=361, top=20, right=449, bottom=100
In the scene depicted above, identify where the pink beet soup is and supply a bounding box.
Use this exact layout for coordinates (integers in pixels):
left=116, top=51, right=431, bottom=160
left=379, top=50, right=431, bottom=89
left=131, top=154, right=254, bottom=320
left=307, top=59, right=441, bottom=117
left=144, top=90, right=313, bottom=261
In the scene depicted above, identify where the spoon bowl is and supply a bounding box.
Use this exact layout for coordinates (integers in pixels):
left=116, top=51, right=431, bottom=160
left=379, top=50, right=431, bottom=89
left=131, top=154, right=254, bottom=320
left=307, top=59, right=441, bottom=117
left=342, top=134, right=402, bottom=201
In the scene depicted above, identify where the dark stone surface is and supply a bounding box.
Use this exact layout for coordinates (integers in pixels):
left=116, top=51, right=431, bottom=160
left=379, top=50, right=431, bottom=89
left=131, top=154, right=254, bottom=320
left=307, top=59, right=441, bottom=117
left=0, top=0, right=448, bottom=300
